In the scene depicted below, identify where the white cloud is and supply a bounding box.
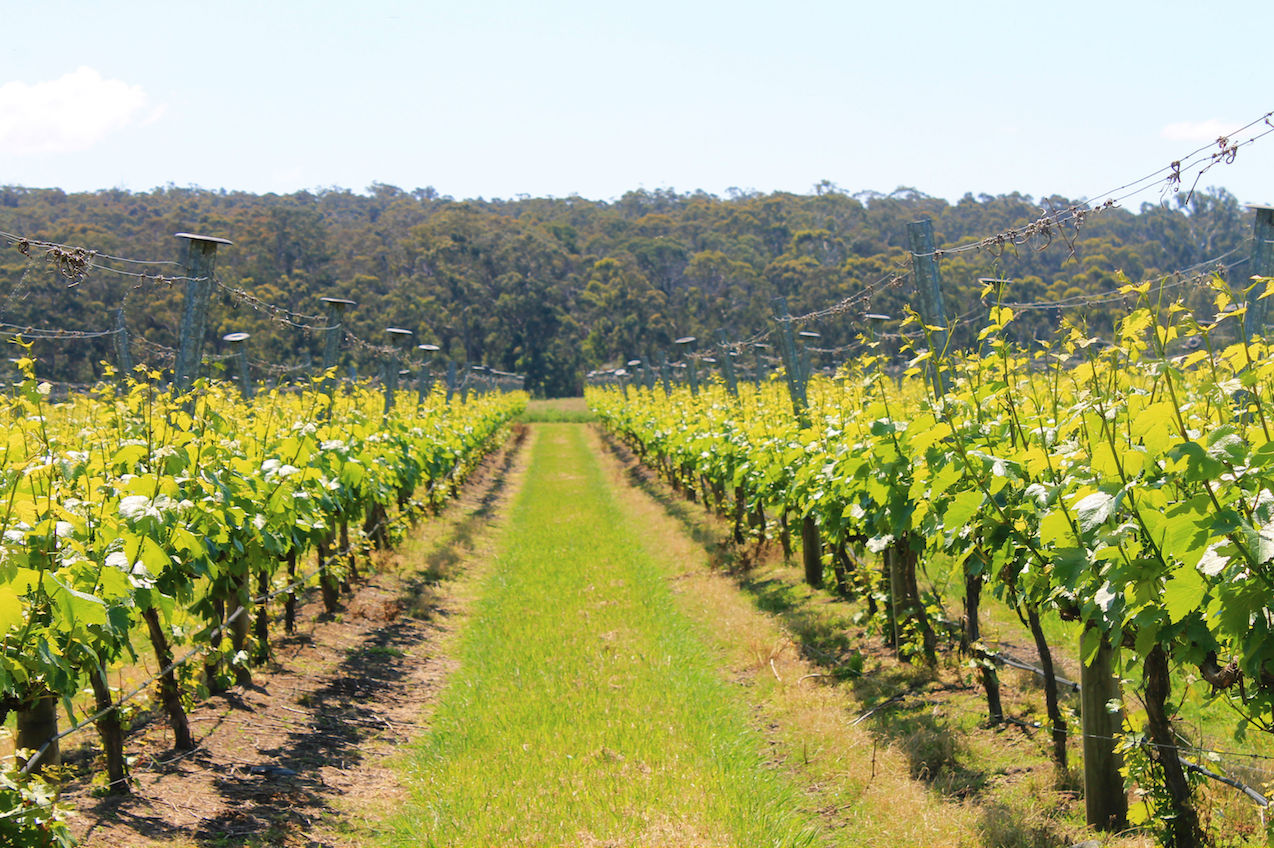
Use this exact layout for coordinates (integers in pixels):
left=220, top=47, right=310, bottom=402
left=1161, top=118, right=1239, bottom=143
left=0, top=67, right=162, bottom=155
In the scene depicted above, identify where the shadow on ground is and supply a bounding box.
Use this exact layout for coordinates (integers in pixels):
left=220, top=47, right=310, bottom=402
left=597, top=428, right=1026, bottom=806
left=70, top=427, right=526, bottom=848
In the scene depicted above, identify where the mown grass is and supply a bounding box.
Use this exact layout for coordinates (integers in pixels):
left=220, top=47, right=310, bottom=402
left=518, top=396, right=596, bottom=423
left=376, top=424, right=816, bottom=846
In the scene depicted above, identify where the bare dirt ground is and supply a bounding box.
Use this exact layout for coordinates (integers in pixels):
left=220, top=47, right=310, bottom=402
left=62, top=426, right=528, bottom=848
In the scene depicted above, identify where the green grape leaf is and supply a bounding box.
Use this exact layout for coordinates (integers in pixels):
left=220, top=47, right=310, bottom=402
left=942, top=489, right=984, bottom=533
left=0, top=586, right=23, bottom=633
left=1164, top=565, right=1206, bottom=624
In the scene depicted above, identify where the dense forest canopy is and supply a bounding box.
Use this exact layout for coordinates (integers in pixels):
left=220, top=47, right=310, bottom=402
left=0, top=183, right=1254, bottom=396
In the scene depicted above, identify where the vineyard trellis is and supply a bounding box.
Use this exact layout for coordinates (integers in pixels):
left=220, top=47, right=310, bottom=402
left=1, top=106, right=1271, bottom=846
left=0, top=227, right=528, bottom=846
left=589, top=258, right=1274, bottom=846
left=584, top=113, right=1274, bottom=846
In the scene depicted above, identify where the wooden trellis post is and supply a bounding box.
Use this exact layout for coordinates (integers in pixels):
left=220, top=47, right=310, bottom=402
left=319, top=296, right=355, bottom=396
left=1243, top=204, right=1274, bottom=340
left=676, top=336, right=699, bottom=395
left=906, top=219, right=950, bottom=394
left=222, top=332, right=253, bottom=399
left=715, top=329, right=738, bottom=396
left=384, top=327, right=413, bottom=412
left=112, top=307, right=133, bottom=376
left=771, top=297, right=821, bottom=588
left=173, top=233, right=232, bottom=393
left=417, top=343, right=439, bottom=402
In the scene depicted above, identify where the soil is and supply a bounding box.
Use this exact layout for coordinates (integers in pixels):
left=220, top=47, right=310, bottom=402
left=61, top=426, right=527, bottom=848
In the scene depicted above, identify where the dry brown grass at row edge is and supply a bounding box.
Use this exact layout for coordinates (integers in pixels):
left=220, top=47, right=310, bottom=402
left=589, top=425, right=1151, bottom=848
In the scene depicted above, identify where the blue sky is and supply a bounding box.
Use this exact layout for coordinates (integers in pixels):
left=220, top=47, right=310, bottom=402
left=2, top=0, right=1271, bottom=209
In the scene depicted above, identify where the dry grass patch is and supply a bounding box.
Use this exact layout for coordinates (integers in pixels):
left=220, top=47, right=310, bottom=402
left=589, top=426, right=986, bottom=846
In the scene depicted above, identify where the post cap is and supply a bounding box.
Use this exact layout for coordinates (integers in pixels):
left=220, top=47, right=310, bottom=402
left=174, top=233, right=233, bottom=245
left=320, top=296, right=356, bottom=307
left=385, top=327, right=414, bottom=336
left=1246, top=204, right=1274, bottom=212
left=222, top=332, right=250, bottom=343
left=627, top=359, right=642, bottom=366
left=418, top=343, right=441, bottom=351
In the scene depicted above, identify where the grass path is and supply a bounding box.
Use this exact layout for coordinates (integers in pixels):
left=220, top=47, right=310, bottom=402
left=375, top=424, right=818, bottom=846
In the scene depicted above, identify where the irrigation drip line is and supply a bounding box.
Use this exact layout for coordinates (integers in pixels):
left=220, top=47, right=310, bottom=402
left=847, top=676, right=1272, bottom=807
left=847, top=642, right=1274, bottom=765
left=1181, top=758, right=1270, bottom=807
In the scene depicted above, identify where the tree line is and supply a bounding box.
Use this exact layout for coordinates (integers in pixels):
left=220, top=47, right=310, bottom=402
left=0, top=182, right=1253, bottom=396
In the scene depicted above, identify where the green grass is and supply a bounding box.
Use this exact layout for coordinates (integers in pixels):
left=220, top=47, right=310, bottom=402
left=375, top=424, right=816, bottom=846
left=518, top=396, right=596, bottom=423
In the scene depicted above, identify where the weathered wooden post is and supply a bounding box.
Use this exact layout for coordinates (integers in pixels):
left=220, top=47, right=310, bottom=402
left=15, top=692, right=60, bottom=774
left=173, top=233, right=232, bottom=393
left=445, top=360, right=458, bottom=402
left=417, top=343, right=440, bottom=403
left=904, top=222, right=954, bottom=664
left=771, top=298, right=809, bottom=422
left=675, top=336, right=699, bottom=395
left=771, top=297, right=822, bottom=587
left=798, top=329, right=819, bottom=398
left=906, top=219, right=951, bottom=394
left=384, top=327, right=413, bottom=412
left=319, top=297, right=355, bottom=396
left=626, top=359, right=642, bottom=397
left=753, top=342, right=771, bottom=384
left=460, top=361, right=473, bottom=402
left=657, top=351, right=673, bottom=395
left=222, top=332, right=253, bottom=399
left=1243, top=204, right=1274, bottom=340
left=112, top=307, right=133, bottom=376
left=1081, top=625, right=1129, bottom=831
left=715, top=329, right=739, bottom=396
